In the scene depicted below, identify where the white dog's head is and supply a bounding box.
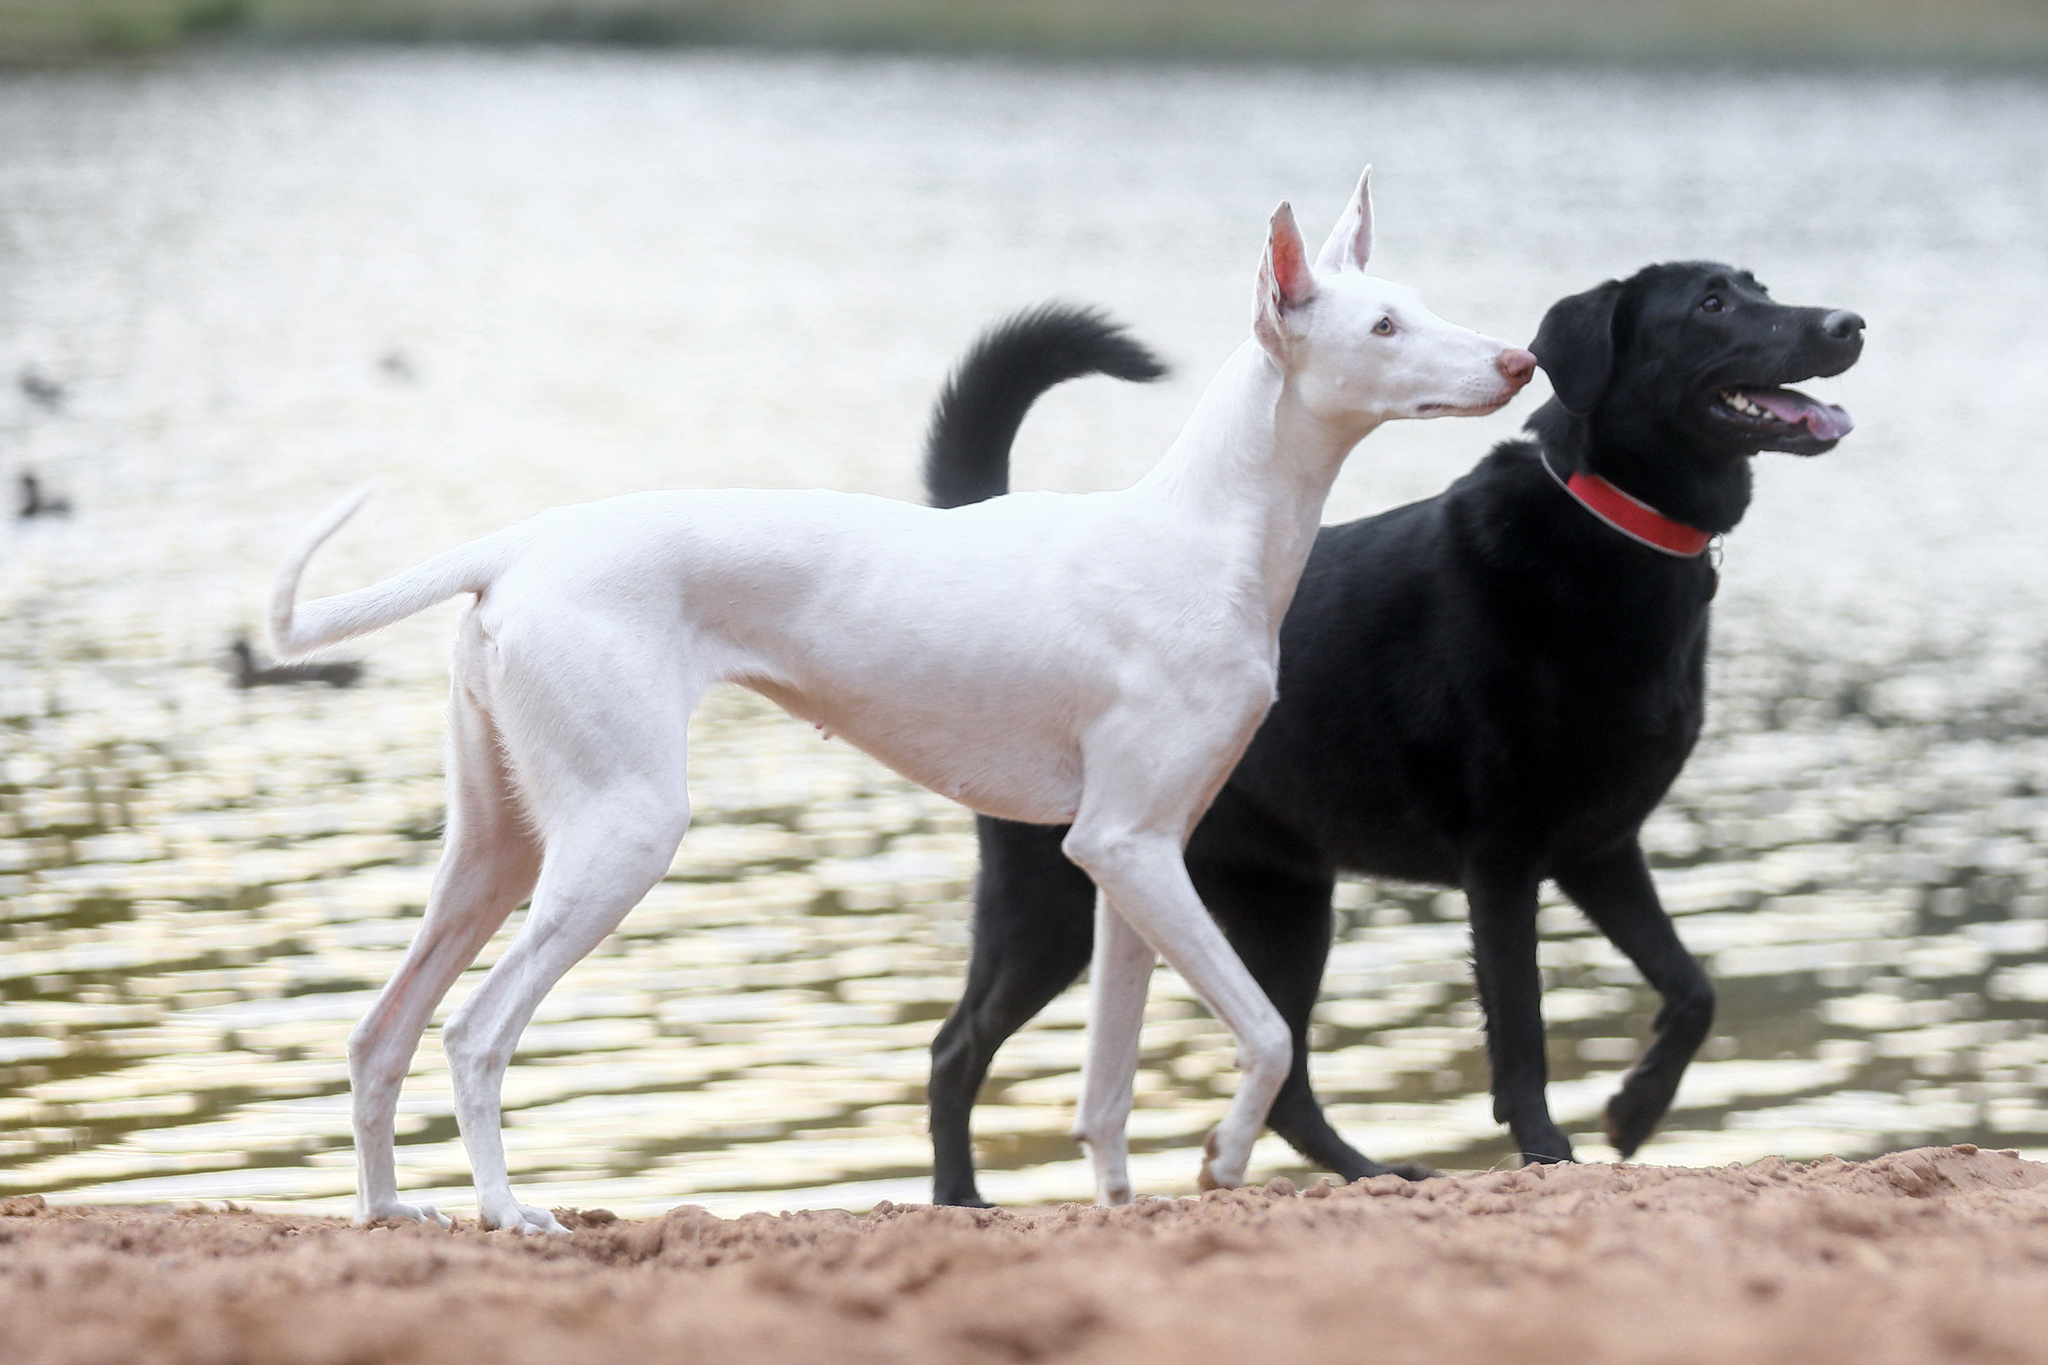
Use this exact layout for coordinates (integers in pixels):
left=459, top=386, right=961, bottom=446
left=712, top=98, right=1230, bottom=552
left=1255, top=168, right=1534, bottom=432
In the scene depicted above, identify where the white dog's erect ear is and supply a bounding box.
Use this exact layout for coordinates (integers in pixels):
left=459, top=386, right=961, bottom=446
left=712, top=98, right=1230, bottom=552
left=1313, top=166, right=1375, bottom=274
left=1256, top=202, right=1317, bottom=353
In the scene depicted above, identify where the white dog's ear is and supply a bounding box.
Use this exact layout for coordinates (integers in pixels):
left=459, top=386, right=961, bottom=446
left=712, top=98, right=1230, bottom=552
left=1255, top=202, right=1317, bottom=354
left=1314, top=166, right=1375, bottom=274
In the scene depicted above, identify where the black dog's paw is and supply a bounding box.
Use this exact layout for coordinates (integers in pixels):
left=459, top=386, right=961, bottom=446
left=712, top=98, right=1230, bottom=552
left=1517, top=1126, right=1577, bottom=1165
left=1343, top=1154, right=1441, bottom=1186
left=1603, top=1088, right=1666, bottom=1159
left=1348, top=1158, right=1441, bottom=1182
left=1381, top=1160, right=1440, bottom=1181
left=1521, top=1149, right=1576, bottom=1166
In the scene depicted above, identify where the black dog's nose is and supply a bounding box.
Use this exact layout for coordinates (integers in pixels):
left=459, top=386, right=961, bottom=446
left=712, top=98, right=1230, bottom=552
left=1822, top=309, right=1864, bottom=341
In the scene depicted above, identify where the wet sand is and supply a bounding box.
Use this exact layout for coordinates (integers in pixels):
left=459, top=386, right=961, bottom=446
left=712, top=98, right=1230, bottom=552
left=2, top=1146, right=2045, bottom=1364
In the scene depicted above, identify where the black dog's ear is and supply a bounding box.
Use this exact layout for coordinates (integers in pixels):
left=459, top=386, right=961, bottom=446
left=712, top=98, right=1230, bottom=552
left=1530, top=279, right=1624, bottom=416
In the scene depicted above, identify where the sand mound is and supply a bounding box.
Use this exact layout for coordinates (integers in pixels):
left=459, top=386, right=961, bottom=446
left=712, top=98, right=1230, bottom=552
left=2, top=1147, right=2046, bottom=1364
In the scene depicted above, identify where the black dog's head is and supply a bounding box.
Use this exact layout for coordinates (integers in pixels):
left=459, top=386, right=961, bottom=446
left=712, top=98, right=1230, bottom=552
left=1531, top=262, right=1863, bottom=460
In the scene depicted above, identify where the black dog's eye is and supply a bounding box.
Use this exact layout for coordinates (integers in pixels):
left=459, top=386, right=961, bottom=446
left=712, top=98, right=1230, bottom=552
left=1700, top=295, right=1724, bottom=314
left=1373, top=316, right=1395, bottom=336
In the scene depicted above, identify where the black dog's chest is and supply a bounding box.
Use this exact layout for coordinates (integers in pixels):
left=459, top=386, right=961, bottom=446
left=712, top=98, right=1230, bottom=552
left=1218, top=453, right=1714, bottom=885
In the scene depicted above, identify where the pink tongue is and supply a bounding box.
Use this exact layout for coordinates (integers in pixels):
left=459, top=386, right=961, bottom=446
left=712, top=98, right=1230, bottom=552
left=1750, top=389, right=1853, bottom=440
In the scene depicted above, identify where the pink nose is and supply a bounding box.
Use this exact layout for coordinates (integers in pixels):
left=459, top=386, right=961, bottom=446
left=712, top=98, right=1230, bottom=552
left=1498, top=348, right=1537, bottom=385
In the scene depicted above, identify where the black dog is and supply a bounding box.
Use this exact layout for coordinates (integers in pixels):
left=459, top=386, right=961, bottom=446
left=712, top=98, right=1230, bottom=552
left=923, top=269, right=1864, bottom=1206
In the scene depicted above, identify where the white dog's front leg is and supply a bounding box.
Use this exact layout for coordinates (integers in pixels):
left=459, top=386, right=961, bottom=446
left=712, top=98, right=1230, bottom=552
left=1064, top=826, right=1290, bottom=1196
left=1073, top=894, right=1156, bottom=1205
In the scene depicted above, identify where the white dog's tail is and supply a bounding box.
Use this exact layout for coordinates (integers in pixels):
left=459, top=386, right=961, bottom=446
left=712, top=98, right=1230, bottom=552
left=269, top=487, right=510, bottom=660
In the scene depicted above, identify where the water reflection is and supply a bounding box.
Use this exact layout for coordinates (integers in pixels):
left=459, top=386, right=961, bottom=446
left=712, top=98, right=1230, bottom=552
left=1, top=48, right=2045, bottom=1215
left=4, top=673, right=2046, bottom=1214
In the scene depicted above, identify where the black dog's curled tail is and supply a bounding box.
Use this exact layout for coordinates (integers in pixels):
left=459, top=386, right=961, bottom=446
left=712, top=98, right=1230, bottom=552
left=922, top=303, right=1167, bottom=509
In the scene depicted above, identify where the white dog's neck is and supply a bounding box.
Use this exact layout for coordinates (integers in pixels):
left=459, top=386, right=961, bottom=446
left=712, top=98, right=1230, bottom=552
left=1137, top=338, right=1374, bottom=628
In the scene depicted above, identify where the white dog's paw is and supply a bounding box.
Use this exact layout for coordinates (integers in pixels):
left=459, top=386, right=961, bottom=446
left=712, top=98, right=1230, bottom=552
left=1079, top=1139, right=1134, bottom=1206
left=357, top=1199, right=453, bottom=1229
left=1196, top=1129, right=1246, bottom=1193
left=479, top=1198, right=568, bottom=1235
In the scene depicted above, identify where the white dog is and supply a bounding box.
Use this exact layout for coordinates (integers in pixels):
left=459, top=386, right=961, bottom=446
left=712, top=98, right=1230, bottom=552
left=271, top=169, right=1534, bottom=1231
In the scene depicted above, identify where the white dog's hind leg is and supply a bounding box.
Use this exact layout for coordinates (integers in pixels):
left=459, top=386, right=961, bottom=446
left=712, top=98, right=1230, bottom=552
left=1063, top=825, right=1290, bottom=1197
left=440, top=775, right=691, bottom=1234
left=1072, top=894, right=1156, bottom=1205
left=350, top=672, right=539, bottom=1227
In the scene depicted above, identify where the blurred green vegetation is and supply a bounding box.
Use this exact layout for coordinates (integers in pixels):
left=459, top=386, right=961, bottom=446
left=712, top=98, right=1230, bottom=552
left=3, top=0, right=2047, bottom=62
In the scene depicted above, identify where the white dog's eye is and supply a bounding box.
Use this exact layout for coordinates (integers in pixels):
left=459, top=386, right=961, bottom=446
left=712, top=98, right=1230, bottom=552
left=1373, top=316, right=1395, bottom=336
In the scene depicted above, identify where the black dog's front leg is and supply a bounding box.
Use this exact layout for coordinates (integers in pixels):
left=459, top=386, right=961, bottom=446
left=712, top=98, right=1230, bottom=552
left=1463, top=859, right=1574, bottom=1163
left=1554, top=841, right=1713, bottom=1158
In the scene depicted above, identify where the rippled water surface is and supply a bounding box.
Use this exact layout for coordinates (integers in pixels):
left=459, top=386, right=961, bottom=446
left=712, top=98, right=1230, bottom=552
left=3, top=49, right=2048, bottom=1215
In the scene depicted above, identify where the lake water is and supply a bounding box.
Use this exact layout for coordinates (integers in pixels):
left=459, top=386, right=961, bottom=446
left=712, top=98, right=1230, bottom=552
left=3, top=47, right=2047, bottom=1217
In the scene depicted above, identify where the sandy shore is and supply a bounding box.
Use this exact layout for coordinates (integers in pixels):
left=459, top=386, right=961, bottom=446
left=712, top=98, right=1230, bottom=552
left=0, top=1146, right=2044, bottom=1363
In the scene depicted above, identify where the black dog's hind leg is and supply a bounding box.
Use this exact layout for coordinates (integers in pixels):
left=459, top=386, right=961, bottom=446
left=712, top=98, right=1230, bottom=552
left=1464, top=856, right=1575, bottom=1163
left=1554, top=841, right=1713, bottom=1159
left=928, top=817, right=1094, bottom=1207
left=1198, top=858, right=1435, bottom=1182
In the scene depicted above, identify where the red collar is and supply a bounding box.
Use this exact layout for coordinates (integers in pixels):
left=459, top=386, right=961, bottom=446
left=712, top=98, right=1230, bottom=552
left=1539, top=452, right=1715, bottom=558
